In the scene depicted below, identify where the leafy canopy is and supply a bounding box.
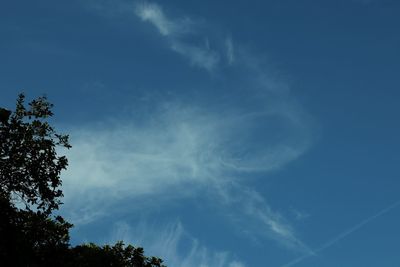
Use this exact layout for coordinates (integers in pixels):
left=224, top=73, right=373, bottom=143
left=0, top=93, right=70, bottom=214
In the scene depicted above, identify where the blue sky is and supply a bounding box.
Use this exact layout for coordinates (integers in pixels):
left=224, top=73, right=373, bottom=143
left=1, top=0, right=400, bottom=266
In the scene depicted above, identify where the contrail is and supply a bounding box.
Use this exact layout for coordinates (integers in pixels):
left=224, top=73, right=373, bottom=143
left=281, top=200, right=400, bottom=267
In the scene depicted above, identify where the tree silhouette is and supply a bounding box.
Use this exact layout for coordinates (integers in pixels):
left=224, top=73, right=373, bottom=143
left=0, top=94, right=165, bottom=267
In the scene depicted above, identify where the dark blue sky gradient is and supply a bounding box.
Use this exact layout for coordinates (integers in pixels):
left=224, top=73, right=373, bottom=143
left=1, top=1, right=400, bottom=266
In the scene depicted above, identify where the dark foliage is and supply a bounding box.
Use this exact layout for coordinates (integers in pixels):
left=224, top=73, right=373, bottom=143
left=0, top=196, right=72, bottom=267
left=0, top=94, right=166, bottom=267
left=0, top=94, right=70, bottom=215
left=67, top=242, right=165, bottom=267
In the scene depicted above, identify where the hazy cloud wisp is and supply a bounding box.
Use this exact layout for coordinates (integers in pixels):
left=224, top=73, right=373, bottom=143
left=135, top=2, right=221, bottom=71
left=110, top=220, right=247, bottom=267
left=64, top=0, right=315, bottom=258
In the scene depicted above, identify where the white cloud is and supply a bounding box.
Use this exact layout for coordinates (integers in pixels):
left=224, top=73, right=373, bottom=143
left=225, top=37, right=235, bottom=64
left=60, top=27, right=313, bottom=248
left=61, top=105, right=222, bottom=222
left=66, top=0, right=316, bottom=256
left=214, top=183, right=313, bottom=254
left=134, top=1, right=220, bottom=71
left=109, top=220, right=247, bottom=267
left=171, top=42, right=220, bottom=71
left=60, top=97, right=312, bottom=251
left=135, top=3, right=176, bottom=36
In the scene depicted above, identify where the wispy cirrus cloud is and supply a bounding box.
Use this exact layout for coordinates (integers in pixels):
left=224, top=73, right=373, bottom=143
left=135, top=2, right=222, bottom=71
left=214, top=182, right=313, bottom=254
left=225, top=37, right=235, bottom=64
left=64, top=0, right=316, bottom=260
left=170, top=42, right=220, bottom=72
left=135, top=2, right=178, bottom=36
left=109, top=220, right=247, bottom=267
left=61, top=95, right=312, bottom=252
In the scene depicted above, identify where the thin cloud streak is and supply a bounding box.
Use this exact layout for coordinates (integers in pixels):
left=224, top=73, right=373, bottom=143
left=135, top=2, right=220, bottom=71
left=110, top=220, right=247, bottom=267
left=214, top=182, right=314, bottom=254
left=170, top=42, right=220, bottom=71
left=135, top=2, right=176, bottom=36
left=225, top=37, right=235, bottom=64
left=281, top=200, right=400, bottom=267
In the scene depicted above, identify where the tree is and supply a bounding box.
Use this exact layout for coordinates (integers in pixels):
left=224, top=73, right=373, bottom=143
left=0, top=94, right=72, bottom=266
left=0, top=94, right=70, bottom=215
left=0, top=94, right=165, bottom=267
left=66, top=242, right=165, bottom=267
